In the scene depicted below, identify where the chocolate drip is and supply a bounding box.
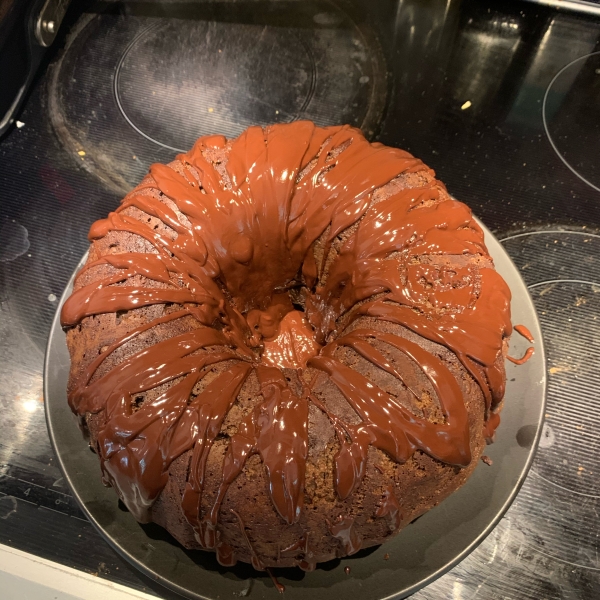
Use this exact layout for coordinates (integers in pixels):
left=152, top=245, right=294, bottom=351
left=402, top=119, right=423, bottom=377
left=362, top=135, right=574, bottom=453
left=215, top=538, right=236, bottom=567
left=280, top=537, right=306, bottom=558
left=514, top=324, right=534, bottom=343
left=266, top=570, right=286, bottom=595
left=483, top=410, right=501, bottom=444
left=507, top=347, right=535, bottom=365
left=231, top=509, right=265, bottom=572
left=230, top=510, right=286, bottom=592
left=508, top=324, right=534, bottom=365
left=280, top=534, right=317, bottom=571
left=309, top=328, right=472, bottom=497
left=376, top=486, right=403, bottom=532
left=327, top=515, right=362, bottom=556
left=206, top=366, right=309, bottom=532
left=180, top=362, right=252, bottom=540
left=60, top=122, right=515, bottom=567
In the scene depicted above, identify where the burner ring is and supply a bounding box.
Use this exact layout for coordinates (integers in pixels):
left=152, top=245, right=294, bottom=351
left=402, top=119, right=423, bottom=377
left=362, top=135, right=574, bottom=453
left=113, top=21, right=319, bottom=152
left=527, top=276, right=600, bottom=498
left=493, top=230, right=600, bottom=572
left=49, top=9, right=388, bottom=191
left=500, top=230, right=600, bottom=498
left=542, top=51, right=600, bottom=193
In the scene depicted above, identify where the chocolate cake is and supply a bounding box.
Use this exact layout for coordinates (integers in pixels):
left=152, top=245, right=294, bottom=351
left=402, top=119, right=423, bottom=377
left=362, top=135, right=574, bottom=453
left=60, top=122, right=512, bottom=571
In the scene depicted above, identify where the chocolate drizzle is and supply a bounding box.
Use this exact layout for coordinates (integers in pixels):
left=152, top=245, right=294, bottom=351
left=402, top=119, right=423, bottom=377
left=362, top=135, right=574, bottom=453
left=280, top=534, right=317, bottom=571
left=61, top=122, right=513, bottom=568
left=507, top=347, right=534, bottom=365
left=207, top=365, right=309, bottom=530
left=327, top=515, right=363, bottom=556
left=376, top=486, right=403, bottom=532
left=514, top=324, right=534, bottom=343
left=508, top=323, right=534, bottom=364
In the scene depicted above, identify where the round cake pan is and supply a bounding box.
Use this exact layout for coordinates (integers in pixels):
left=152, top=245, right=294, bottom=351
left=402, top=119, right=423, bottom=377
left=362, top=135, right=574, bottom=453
left=44, top=219, right=546, bottom=599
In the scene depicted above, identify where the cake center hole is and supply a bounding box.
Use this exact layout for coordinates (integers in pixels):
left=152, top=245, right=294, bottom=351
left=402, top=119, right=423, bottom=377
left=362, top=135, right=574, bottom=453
left=245, top=292, right=321, bottom=369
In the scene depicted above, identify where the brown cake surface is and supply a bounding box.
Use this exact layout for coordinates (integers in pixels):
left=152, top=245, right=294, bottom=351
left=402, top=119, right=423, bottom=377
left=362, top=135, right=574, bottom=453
left=61, top=122, right=512, bottom=570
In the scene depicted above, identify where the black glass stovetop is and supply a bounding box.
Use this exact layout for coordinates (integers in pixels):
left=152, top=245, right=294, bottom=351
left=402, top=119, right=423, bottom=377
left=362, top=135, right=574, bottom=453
left=1, top=0, right=599, bottom=598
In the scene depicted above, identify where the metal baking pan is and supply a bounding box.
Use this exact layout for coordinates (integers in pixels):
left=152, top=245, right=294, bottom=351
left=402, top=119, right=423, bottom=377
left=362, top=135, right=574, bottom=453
left=44, top=219, right=546, bottom=599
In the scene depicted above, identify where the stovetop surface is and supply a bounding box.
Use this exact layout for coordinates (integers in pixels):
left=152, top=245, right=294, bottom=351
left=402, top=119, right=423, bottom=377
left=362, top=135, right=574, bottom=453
left=0, top=0, right=599, bottom=598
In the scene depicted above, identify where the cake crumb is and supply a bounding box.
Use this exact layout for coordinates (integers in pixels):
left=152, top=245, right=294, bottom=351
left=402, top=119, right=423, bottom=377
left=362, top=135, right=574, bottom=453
left=481, top=455, right=493, bottom=466
left=383, top=553, right=390, bottom=560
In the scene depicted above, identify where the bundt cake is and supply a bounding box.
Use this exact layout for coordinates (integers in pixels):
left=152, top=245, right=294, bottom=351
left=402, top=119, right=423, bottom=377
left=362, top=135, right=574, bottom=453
left=60, top=122, right=512, bottom=571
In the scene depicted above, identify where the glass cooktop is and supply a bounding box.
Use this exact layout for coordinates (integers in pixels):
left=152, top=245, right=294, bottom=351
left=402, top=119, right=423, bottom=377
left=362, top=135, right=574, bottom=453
left=1, top=0, right=599, bottom=598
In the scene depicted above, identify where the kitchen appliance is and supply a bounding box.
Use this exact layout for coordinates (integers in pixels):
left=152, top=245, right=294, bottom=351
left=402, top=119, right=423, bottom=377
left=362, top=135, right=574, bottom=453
left=1, top=0, right=599, bottom=598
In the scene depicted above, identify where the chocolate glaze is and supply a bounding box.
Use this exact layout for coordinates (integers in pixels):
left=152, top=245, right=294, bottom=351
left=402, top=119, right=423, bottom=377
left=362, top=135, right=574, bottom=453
left=233, top=509, right=285, bottom=592
left=514, top=324, right=534, bottom=343
left=61, top=122, right=514, bottom=567
left=267, top=570, right=285, bottom=594
left=508, top=324, right=534, bottom=365
left=280, top=535, right=317, bottom=572
left=327, top=515, right=363, bottom=556
left=211, top=365, right=309, bottom=528
left=376, top=486, right=403, bottom=532
left=231, top=509, right=265, bottom=572
left=507, top=347, right=535, bottom=365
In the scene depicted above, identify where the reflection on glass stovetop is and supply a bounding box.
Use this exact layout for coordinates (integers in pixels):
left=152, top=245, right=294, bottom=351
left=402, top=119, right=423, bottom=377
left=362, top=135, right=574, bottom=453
left=0, top=0, right=599, bottom=598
